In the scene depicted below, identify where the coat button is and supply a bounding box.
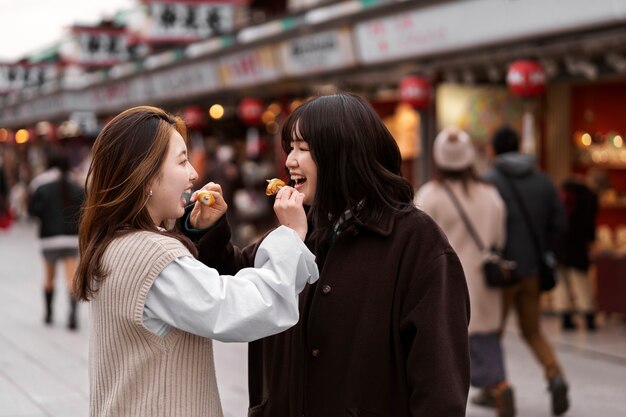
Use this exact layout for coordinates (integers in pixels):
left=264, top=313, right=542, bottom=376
left=311, top=348, right=320, bottom=358
left=321, top=285, right=331, bottom=295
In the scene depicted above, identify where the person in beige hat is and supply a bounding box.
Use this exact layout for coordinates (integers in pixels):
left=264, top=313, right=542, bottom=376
left=416, top=126, right=515, bottom=417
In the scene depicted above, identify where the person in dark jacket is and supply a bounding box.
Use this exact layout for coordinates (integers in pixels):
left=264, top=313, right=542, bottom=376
left=554, top=173, right=599, bottom=331
left=28, top=148, right=85, bottom=330
left=189, top=93, right=471, bottom=417
left=482, top=127, right=569, bottom=416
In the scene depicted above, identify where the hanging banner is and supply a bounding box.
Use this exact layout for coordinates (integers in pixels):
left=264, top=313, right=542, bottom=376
left=148, top=59, right=220, bottom=100
left=60, top=26, right=129, bottom=67
left=279, top=28, right=355, bottom=76
left=0, top=64, right=59, bottom=93
left=219, top=46, right=282, bottom=87
left=139, top=0, right=238, bottom=43
left=355, top=0, right=626, bottom=64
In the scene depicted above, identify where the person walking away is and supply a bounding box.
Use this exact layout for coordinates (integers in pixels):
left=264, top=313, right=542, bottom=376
left=416, top=127, right=515, bottom=417
left=484, top=126, right=569, bottom=416
left=554, top=172, right=599, bottom=331
left=0, top=159, right=12, bottom=230
left=28, top=148, right=84, bottom=330
left=73, top=106, right=319, bottom=417
left=188, top=93, right=470, bottom=417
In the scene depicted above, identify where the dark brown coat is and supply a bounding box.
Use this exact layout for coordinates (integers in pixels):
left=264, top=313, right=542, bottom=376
left=195, top=208, right=470, bottom=417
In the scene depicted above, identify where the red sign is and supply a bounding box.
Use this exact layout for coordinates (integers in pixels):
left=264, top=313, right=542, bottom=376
left=399, top=76, right=431, bottom=109
left=506, top=60, right=546, bottom=97
left=182, top=105, right=205, bottom=129
left=238, top=98, right=264, bottom=126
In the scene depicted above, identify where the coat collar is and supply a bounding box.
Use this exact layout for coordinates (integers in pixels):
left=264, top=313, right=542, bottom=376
left=343, top=208, right=397, bottom=237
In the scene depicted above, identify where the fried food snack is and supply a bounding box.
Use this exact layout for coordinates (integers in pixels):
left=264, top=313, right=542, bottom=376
left=196, top=190, right=215, bottom=206
left=265, top=178, right=285, bottom=196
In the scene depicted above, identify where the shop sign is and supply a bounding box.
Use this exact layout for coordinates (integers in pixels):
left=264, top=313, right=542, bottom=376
left=280, top=28, right=355, bottom=76
left=354, top=0, right=626, bottom=64
left=1, top=93, right=68, bottom=125
left=140, top=0, right=236, bottom=43
left=148, top=59, right=219, bottom=100
left=0, top=64, right=59, bottom=93
left=219, top=47, right=281, bottom=87
left=89, top=78, right=148, bottom=111
left=60, top=26, right=129, bottom=67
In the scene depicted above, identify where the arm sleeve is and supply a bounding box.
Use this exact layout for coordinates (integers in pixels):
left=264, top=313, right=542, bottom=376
left=195, top=214, right=261, bottom=274
left=400, top=249, right=470, bottom=417
left=144, top=225, right=319, bottom=342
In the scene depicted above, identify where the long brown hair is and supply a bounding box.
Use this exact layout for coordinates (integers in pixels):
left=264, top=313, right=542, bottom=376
left=74, top=106, right=197, bottom=301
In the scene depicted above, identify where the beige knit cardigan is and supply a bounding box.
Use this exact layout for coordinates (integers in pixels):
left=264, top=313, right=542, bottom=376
left=89, top=231, right=223, bottom=417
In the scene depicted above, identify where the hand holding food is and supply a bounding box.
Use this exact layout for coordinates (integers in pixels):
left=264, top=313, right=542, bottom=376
left=273, top=185, right=307, bottom=241
left=266, top=178, right=286, bottom=196
left=188, top=182, right=227, bottom=230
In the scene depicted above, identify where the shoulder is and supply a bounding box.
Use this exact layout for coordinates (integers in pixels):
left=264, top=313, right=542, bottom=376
left=111, top=231, right=190, bottom=256
left=414, top=181, right=443, bottom=208
left=395, top=207, right=454, bottom=254
left=475, top=181, right=504, bottom=201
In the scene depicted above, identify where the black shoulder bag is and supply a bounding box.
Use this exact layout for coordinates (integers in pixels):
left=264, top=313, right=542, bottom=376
left=499, top=174, right=557, bottom=292
left=442, top=182, right=520, bottom=288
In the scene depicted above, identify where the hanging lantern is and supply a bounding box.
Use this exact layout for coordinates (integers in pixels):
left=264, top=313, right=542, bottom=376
left=182, top=105, right=205, bottom=130
left=506, top=60, right=546, bottom=97
left=399, top=76, right=431, bottom=110
left=238, top=98, right=264, bottom=126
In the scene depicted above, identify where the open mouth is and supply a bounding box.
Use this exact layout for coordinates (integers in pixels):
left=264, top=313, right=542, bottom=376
left=291, top=175, right=307, bottom=188
left=181, top=189, right=193, bottom=206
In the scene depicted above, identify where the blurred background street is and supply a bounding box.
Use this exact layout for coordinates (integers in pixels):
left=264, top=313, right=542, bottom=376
left=2, top=1, right=626, bottom=416
left=1, top=220, right=625, bottom=417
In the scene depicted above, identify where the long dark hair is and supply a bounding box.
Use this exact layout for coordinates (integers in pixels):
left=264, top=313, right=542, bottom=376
left=74, top=106, right=197, bottom=301
left=281, top=93, right=414, bottom=246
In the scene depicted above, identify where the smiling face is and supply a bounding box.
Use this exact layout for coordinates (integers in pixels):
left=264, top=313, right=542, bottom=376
left=285, top=133, right=317, bottom=206
left=146, top=129, right=198, bottom=226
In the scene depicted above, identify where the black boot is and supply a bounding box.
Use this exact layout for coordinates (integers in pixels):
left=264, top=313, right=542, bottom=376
left=548, top=373, right=569, bottom=415
left=44, top=289, right=54, bottom=325
left=585, top=312, right=597, bottom=331
left=68, top=296, right=78, bottom=330
left=561, top=312, right=575, bottom=331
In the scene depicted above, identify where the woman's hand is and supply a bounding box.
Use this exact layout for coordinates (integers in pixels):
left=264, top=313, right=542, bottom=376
left=188, top=182, right=228, bottom=230
left=273, top=186, right=307, bottom=240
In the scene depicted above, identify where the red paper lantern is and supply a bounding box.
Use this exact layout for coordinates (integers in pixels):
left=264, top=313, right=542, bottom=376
left=182, top=106, right=206, bottom=130
left=238, top=98, right=264, bottom=126
left=399, top=76, right=431, bottom=109
left=506, top=60, right=546, bottom=97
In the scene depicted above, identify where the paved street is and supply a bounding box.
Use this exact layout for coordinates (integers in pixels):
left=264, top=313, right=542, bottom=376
left=1, top=220, right=625, bottom=417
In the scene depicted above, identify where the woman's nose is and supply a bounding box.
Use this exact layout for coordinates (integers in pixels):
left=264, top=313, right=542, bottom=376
left=189, top=164, right=199, bottom=181
left=286, top=153, right=298, bottom=167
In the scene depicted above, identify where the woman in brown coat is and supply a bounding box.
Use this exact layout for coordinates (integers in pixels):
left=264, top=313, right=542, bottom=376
left=191, top=93, right=470, bottom=417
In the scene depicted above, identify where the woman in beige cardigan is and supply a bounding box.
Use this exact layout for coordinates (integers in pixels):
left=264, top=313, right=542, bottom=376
left=74, top=106, right=318, bottom=417
left=415, top=127, right=514, bottom=417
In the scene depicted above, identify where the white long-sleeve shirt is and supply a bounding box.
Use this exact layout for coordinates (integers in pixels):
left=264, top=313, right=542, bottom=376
left=142, top=226, right=318, bottom=342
